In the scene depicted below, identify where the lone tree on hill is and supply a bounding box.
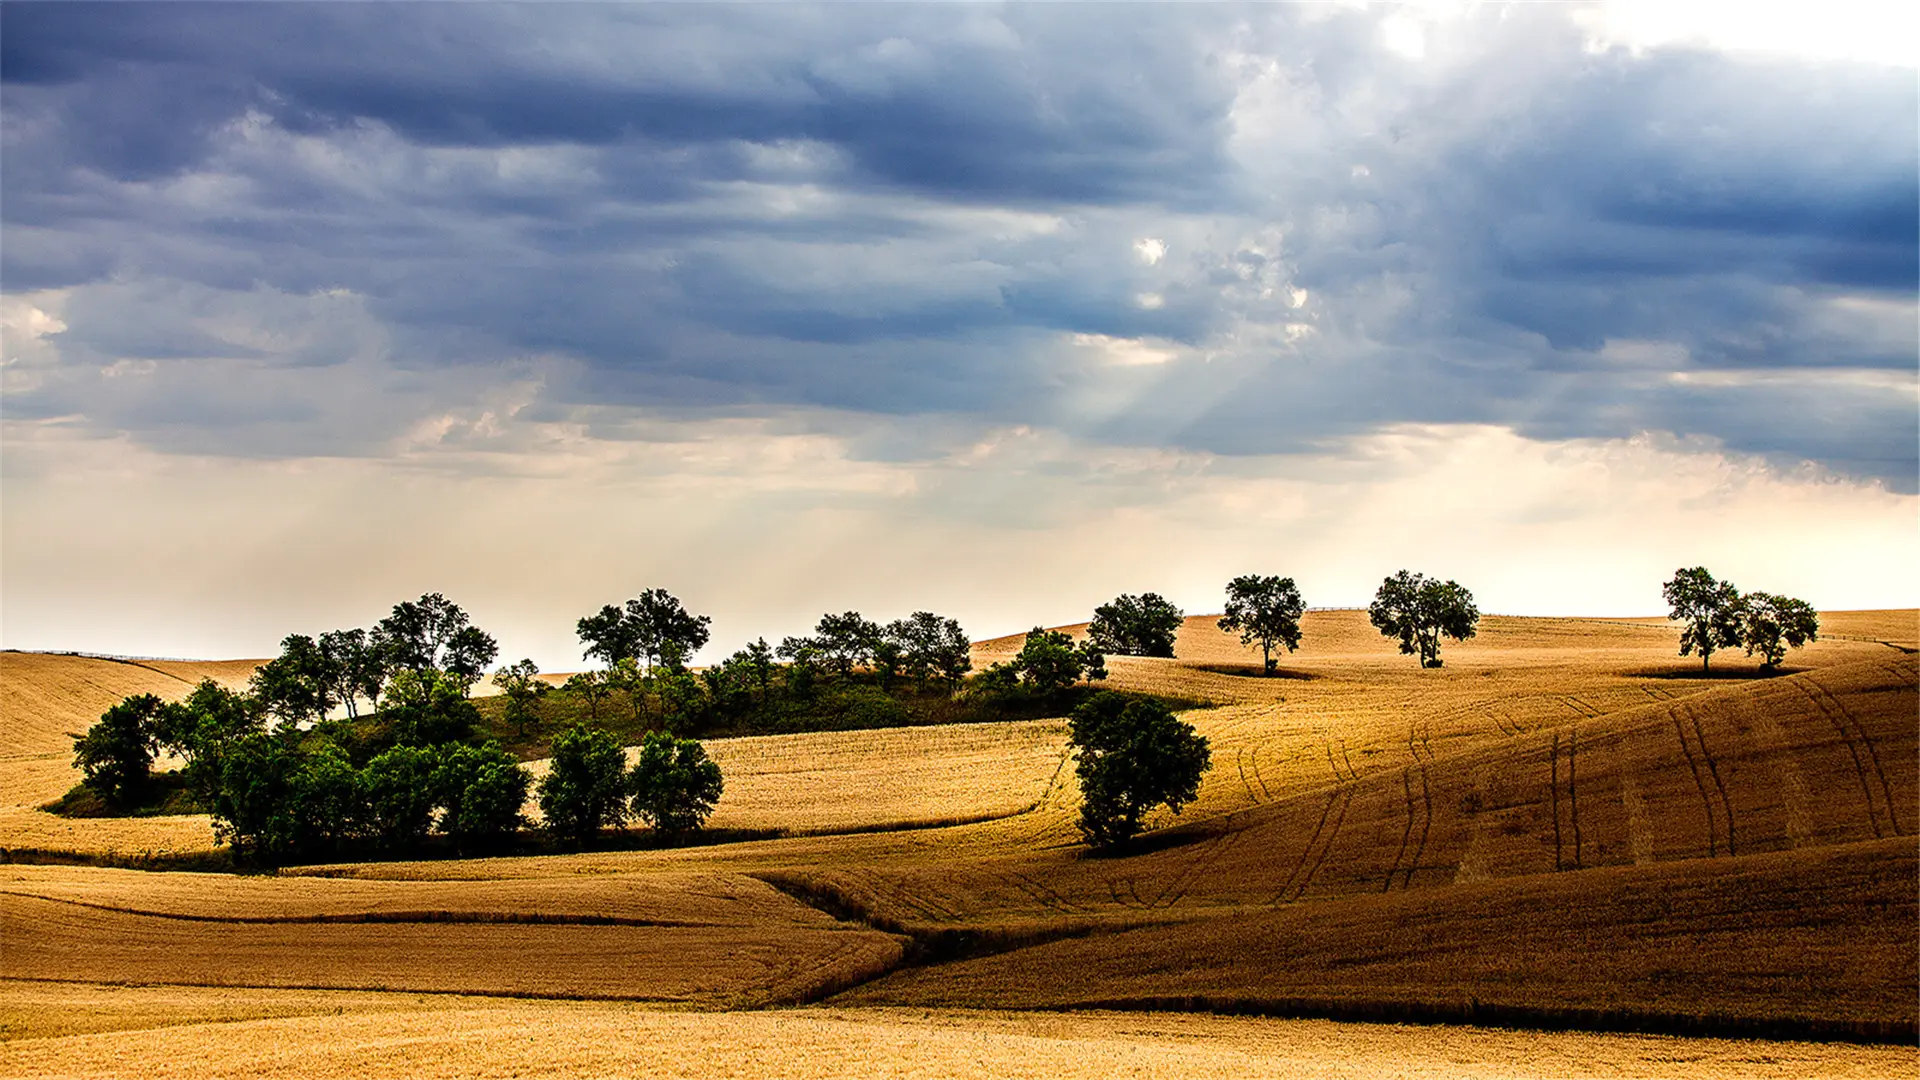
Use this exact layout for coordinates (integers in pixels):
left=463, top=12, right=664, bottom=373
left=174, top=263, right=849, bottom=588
left=1088, top=593, right=1184, bottom=658
left=1218, top=575, right=1306, bottom=675
left=1662, top=567, right=1744, bottom=672
left=537, top=724, right=631, bottom=845
left=578, top=588, right=712, bottom=672
left=1070, top=692, right=1211, bottom=851
left=1369, top=571, right=1479, bottom=668
left=629, top=732, right=724, bottom=835
left=1738, top=591, right=1819, bottom=671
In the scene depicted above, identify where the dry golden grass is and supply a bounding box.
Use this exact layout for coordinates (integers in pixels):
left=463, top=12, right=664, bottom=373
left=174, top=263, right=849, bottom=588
left=842, top=838, right=1917, bottom=1030
left=0, top=863, right=843, bottom=927
left=2, top=987, right=1909, bottom=1080
left=520, top=719, right=1072, bottom=835
left=0, top=981, right=521, bottom=1041
left=2, top=884, right=902, bottom=1007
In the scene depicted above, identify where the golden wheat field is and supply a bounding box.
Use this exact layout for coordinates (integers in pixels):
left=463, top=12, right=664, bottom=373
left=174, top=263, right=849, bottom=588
left=3, top=611, right=1915, bottom=1076
left=2, top=984, right=1911, bottom=1080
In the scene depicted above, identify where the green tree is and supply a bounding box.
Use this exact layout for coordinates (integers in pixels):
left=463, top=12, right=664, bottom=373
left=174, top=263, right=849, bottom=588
left=1069, top=693, right=1211, bottom=851
left=653, top=657, right=708, bottom=734
left=576, top=589, right=712, bottom=673
left=154, top=679, right=265, bottom=806
left=207, top=732, right=299, bottom=862
left=249, top=633, right=338, bottom=730
left=1368, top=571, right=1480, bottom=668
left=886, top=611, right=973, bottom=688
left=1009, top=627, right=1103, bottom=694
left=1218, top=575, right=1306, bottom=675
left=381, top=668, right=482, bottom=746
left=373, top=593, right=498, bottom=687
left=1088, top=593, right=1185, bottom=658
left=491, top=658, right=550, bottom=736
left=286, top=744, right=365, bottom=857
left=1739, top=592, right=1819, bottom=671
left=629, top=732, right=724, bottom=835
left=537, top=724, right=630, bottom=845
left=318, top=628, right=387, bottom=718
left=72, top=693, right=164, bottom=808
left=361, top=744, right=438, bottom=852
left=1662, top=567, right=1744, bottom=672
left=563, top=669, right=613, bottom=720
left=431, top=742, right=530, bottom=851
left=810, top=611, right=881, bottom=678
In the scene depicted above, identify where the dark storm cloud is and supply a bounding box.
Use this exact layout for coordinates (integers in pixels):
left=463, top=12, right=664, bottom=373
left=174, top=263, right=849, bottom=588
left=2, top=3, right=1913, bottom=487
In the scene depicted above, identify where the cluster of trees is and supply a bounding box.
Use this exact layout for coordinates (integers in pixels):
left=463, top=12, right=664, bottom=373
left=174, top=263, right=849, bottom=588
left=73, top=565, right=1824, bottom=865
left=973, top=627, right=1108, bottom=698
left=72, top=592, right=726, bottom=865
left=71, top=671, right=528, bottom=863
left=1663, top=567, right=1819, bottom=671
left=246, top=592, right=500, bottom=727
left=537, top=726, right=723, bottom=844
left=562, top=595, right=976, bottom=734
left=1081, top=572, right=1475, bottom=672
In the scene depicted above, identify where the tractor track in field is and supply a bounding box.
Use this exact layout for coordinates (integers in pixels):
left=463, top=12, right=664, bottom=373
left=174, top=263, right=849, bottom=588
left=1402, top=762, right=1432, bottom=890
left=1808, top=676, right=1902, bottom=836
left=1269, top=782, right=1353, bottom=906
left=1235, top=748, right=1262, bottom=805
left=1385, top=767, right=1416, bottom=892
left=1568, top=726, right=1582, bottom=870
left=1793, top=677, right=1896, bottom=838
left=1683, top=702, right=1736, bottom=856
left=1145, top=815, right=1246, bottom=910
left=1550, top=732, right=1565, bottom=871
left=1670, top=704, right=1722, bottom=858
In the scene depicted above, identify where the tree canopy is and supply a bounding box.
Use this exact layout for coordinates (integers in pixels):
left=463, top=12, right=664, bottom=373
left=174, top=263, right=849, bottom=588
left=1739, top=592, right=1820, bottom=671
left=1087, top=593, right=1184, bottom=658
left=1662, top=567, right=1745, bottom=672
left=1368, top=570, right=1480, bottom=668
left=578, top=588, right=713, bottom=672
left=373, top=592, right=499, bottom=685
left=629, top=732, right=724, bottom=834
left=537, top=723, right=630, bottom=845
left=1217, top=574, right=1306, bottom=675
left=1069, top=692, right=1211, bottom=851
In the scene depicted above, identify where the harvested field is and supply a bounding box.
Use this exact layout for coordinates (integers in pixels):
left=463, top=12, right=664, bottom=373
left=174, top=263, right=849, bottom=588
left=514, top=719, right=1072, bottom=836
left=2, top=885, right=902, bottom=1007
left=2, top=988, right=1909, bottom=1080
left=2, top=610, right=1914, bottom=1069
left=841, top=838, right=1918, bottom=1037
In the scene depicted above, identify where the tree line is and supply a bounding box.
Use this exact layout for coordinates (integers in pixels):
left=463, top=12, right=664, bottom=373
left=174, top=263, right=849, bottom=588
left=70, top=565, right=1820, bottom=861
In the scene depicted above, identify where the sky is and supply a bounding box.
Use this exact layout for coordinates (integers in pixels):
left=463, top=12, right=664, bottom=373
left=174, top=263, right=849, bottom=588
left=2, top=1, right=1915, bottom=669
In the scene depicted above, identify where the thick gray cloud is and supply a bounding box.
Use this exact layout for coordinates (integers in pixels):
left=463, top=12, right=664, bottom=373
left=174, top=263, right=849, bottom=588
left=3, top=2, right=1914, bottom=489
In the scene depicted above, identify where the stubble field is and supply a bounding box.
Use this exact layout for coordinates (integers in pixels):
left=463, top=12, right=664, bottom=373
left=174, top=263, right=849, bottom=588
left=3, top=609, right=1915, bottom=1076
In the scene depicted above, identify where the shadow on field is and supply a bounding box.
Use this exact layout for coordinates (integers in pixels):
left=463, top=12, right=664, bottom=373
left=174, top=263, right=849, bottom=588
left=1076, top=819, right=1226, bottom=860
left=1185, top=663, right=1317, bottom=681
left=1624, top=666, right=1806, bottom=681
